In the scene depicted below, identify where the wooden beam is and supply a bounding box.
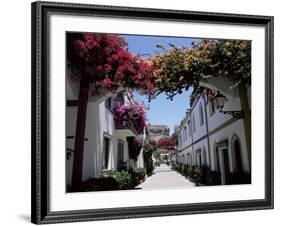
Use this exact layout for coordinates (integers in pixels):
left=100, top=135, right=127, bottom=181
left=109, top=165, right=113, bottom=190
left=71, top=78, right=89, bottom=190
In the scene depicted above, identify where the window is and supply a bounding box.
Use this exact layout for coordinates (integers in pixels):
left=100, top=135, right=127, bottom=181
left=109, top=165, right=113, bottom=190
left=232, top=137, right=244, bottom=173
left=202, top=147, right=207, bottom=166
left=197, top=150, right=202, bottom=166
left=178, top=135, right=181, bottom=146
left=164, top=128, right=170, bottom=136
left=188, top=121, right=191, bottom=137
left=209, top=101, right=216, bottom=116
left=199, top=103, right=204, bottom=126
left=180, top=134, right=183, bottom=144
left=105, top=97, right=114, bottom=111
left=117, top=140, right=124, bottom=170
left=192, top=114, right=196, bottom=133
left=184, top=126, right=187, bottom=141
left=187, top=153, right=191, bottom=165
left=102, top=136, right=110, bottom=169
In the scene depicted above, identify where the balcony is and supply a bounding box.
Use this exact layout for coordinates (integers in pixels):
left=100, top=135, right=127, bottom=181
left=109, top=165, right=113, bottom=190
left=113, top=103, right=146, bottom=137
left=115, top=119, right=139, bottom=137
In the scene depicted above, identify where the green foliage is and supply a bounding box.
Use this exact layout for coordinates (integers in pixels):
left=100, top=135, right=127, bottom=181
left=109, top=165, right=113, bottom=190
left=135, top=167, right=146, bottom=181
left=174, top=164, right=221, bottom=186
left=192, top=166, right=205, bottom=182
left=68, top=167, right=152, bottom=192
left=130, top=167, right=147, bottom=186
left=153, top=150, right=161, bottom=163
left=185, top=165, right=194, bottom=177
left=144, top=155, right=155, bottom=175
left=103, top=170, right=132, bottom=189
left=143, top=139, right=156, bottom=175
left=180, top=164, right=185, bottom=175
left=152, top=40, right=251, bottom=100
left=175, top=163, right=182, bottom=172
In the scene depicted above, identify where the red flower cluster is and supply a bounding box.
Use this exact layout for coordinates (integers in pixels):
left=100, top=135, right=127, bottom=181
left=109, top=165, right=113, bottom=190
left=127, top=137, right=143, bottom=160
left=156, top=137, right=176, bottom=149
left=67, top=33, right=155, bottom=96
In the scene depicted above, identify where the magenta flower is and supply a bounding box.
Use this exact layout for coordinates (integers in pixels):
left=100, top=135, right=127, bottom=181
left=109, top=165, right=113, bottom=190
left=67, top=33, right=155, bottom=96
left=102, top=78, right=112, bottom=89
left=113, top=102, right=147, bottom=134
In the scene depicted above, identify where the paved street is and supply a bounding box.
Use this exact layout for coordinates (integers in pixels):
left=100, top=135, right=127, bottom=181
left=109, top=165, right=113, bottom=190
left=136, top=164, right=195, bottom=190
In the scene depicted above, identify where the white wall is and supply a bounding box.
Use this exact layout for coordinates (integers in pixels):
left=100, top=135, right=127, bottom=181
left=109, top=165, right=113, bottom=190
left=177, top=89, right=250, bottom=172
left=0, top=0, right=279, bottom=226
left=208, top=119, right=249, bottom=172
left=205, top=87, right=250, bottom=172
left=207, top=97, right=240, bottom=132
left=191, top=96, right=208, bottom=141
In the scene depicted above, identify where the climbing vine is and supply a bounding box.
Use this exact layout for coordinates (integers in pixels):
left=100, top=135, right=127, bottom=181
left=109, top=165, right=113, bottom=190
left=151, top=39, right=251, bottom=100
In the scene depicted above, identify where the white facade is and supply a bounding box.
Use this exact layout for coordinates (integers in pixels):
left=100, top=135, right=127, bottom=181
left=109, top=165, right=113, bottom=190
left=66, top=76, right=145, bottom=186
left=176, top=85, right=251, bottom=184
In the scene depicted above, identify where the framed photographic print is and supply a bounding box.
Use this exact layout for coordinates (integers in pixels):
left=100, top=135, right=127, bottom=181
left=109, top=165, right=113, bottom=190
left=31, top=1, right=274, bottom=224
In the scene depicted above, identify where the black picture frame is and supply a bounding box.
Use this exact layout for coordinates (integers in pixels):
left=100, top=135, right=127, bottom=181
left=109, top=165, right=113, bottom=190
left=31, top=1, right=274, bottom=224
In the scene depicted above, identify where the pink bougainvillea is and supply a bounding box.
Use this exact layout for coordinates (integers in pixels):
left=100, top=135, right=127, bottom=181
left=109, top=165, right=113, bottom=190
left=67, top=33, right=155, bottom=96
left=127, top=136, right=143, bottom=160
left=113, top=102, right=147, bottom=134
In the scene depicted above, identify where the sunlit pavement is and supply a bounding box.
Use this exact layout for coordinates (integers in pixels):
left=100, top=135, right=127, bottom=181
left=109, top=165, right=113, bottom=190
left=136, top=164, right=195, bottom=189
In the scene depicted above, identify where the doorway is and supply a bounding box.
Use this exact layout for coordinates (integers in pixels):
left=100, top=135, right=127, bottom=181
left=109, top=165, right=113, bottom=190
left=221, top=148, right=230, bottom=184
left=233, top=138, right=243, bottom=173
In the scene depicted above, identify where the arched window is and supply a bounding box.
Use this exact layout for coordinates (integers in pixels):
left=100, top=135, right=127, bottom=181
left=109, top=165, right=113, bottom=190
left=184, top=126, right=187, bottom=141
left=188, top=121, right=191, bottom=137
left=196, top=149, right=202, bottom=166
left=214, top=142, right=220, bottom=172
left=187, top=153, right=191, bottom=165
left=192, top=114, right=196, bottom=133
left=202, top=147, right=207, bottom=166
left=199, top=103, right=204, bottom=126
left=231, top=136, right=244, bottom=173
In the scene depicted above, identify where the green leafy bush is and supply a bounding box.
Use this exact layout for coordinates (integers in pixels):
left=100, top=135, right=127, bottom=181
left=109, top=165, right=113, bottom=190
left=175, top=163, right=180, bottom=172
left=130, top=167, right=147, bottom=186
left=174, top=164, right=222, bottom=186
left=203, top=170, right=221, bottom=185
left=103, top=170, right=132, bottom=189
left=136, top=168, right=146, bottom=180
left=192, top=166, right=204, bottom=182
left=143, top=148, right=155, bottom=175
left=185, top=165, right=194, bottom=177
left=180, top=164, right=185, bottom=175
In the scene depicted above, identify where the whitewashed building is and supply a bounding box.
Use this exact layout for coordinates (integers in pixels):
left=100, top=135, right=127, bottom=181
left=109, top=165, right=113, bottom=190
left=66, top=75, right=145, bottom=186
left=176, top=81, right=251, bottom=185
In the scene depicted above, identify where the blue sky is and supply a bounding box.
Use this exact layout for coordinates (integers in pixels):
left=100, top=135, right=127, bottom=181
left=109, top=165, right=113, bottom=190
left=122, top=34, right=199, bottom=133
left=121, top=35, right=196, bottom=57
